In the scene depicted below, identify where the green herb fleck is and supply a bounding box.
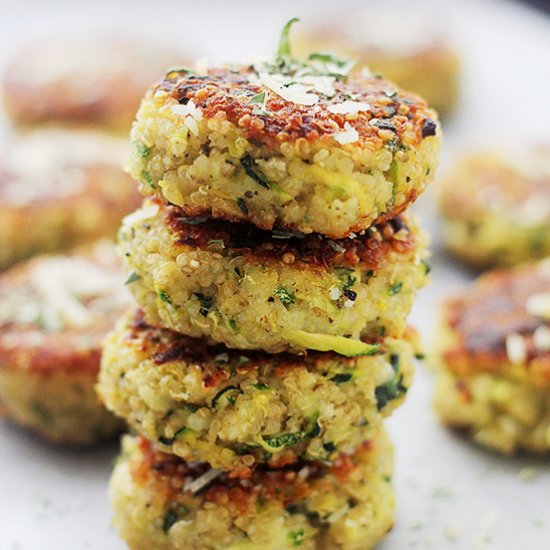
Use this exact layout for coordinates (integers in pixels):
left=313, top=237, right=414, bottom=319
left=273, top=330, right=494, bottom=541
left=193, top=292, right=213, bottom=317
left=228, top=318, right=238, bottom=332
left=124, top=271, right=141, bottom=285
left=375, top=376, right=407, bottom=411
left=323, top=442, right=336, bottom=453
left=240, top=154, right=270, bottom=188
left=140, top=169, right=156, bottom=189
left=389, top=282, right=403, bottom=295
left=211, top=385, right=243, bottom=408
left=158, top=427, right=190, bottom=446
left=158, top=289, right=173, bottom=305
left=236, top=197, right=249, bottom=214
left=162, top=504, right=189, bottom=533
left=335, top=267, right=357, bottom=291
left=330, top=372, right=353, bottom=384
left=253, top=382, right=270, bottom=390
left=274, top=286, right=296, bottom=306
left=278, top=18, right=300, bottom=58
left=263, top=431, right=304, bottom=448
left=420, top=259, right=431, bottom=275
left=289, top=529, right=305, bottom=547
left=135, top=141, right=151, bottom=159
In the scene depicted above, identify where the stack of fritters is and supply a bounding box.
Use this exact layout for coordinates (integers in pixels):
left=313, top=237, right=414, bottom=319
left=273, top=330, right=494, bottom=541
left=99, top=27, right=440, bottom=549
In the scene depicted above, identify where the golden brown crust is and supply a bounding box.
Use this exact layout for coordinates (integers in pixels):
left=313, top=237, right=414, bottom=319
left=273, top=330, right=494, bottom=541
left=127, top=309, right=396, bottom=382
left=165, top=202, right=415, bottom=270
left=442, top=262, right=550, bottom=380
left=2, top=39, right=179, bottom=129
left=0, top=244, right=130, bottom=375
left=158, top=66, right=437, bottom=149
left=134, top=434, right=374, bottom=501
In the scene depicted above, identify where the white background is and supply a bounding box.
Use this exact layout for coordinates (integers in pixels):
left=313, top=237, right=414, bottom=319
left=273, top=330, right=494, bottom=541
left=0, top=0, right=549, bottom=548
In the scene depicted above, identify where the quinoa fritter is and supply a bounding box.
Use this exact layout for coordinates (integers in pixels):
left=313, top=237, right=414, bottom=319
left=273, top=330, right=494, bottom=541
left=0, top=128, right=140, bottom=269
left=434, top=259, right=550, bottom=453
left=0, top=241, right=130, bottom=444
left=118, top=200, right=428, bottom=356
left=99, top=308, right=414, bottom=475
left=110, top=431, right=394, bottom=550
left=2, top=37, right=181, bottom=130
left=130, top=53, right=440, bottom=238
left=295, top=16, right=460, bottom=117
left=439, top=148, right=550, bottom=267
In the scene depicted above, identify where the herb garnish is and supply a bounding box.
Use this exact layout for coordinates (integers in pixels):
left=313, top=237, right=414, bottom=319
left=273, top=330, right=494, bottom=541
left=124, top=272, right=141, bottom=285
left=193, top=293, right=213, bottom=316
left=158, top=289, right=173, bottom=305
left=240, top=154, right=270, bottom=188
left=274, top=286, right=296, bottom=305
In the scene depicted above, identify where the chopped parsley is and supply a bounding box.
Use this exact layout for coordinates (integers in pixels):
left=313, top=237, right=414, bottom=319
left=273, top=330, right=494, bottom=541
left=288, top=529, right=306, bottom=547
left=330, top=372, right=353, bottom=384
left=335, top=267, right=357, bottom=291
left=124, top=271, right=141, bottom=285
left=158, top=289, right=173, bottom=305
left=389, top=282, right=403, bottom=295
left=277, top=17, right=300, bottom=58
left=193, top=293, right=213, bottom=317
left=228, top=318, right=238, bottom=332
left=274, top=286, right=296, bottom=306
left=240, top=154, right=270, bottom=188
left=140, top=169, right=156, bottom=189
left=253, top=382, right=271, bottom=390
left=375, top=375, right=407, bottom=411
left=211, top=385, right=243, bottom=408
left=135, top=141, right=151, bottom=159
left=162, top=504, right=189, bottom=533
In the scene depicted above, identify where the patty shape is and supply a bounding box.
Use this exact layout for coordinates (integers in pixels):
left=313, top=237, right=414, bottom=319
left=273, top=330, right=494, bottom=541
left=99, top=309, right=414, bottom=475
left=2, top=37, right=181, bottom=130
left=0, top=241, right=130, bottom=444
left=439, top=148, right=550, bottom=267
left=0, top=128, right=140, bottom=269
left=130, top=60, right=440, bottom=238
left=433, top=259, right=550, bottom=453
left=110, top=432, right=394, bottom=550
left=118, top=200, right=428, bottom=355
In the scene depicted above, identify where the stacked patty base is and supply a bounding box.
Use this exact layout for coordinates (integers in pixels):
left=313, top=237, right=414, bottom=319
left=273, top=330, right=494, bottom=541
left=105, top=41, right=440, bottom=549
left=435, top=368, right=550, bottom=454
left=99, top=309, right=414, bottom=475
left=110, top=431, right=394, bottom=550
left=433, top=259, right=550, bottom=454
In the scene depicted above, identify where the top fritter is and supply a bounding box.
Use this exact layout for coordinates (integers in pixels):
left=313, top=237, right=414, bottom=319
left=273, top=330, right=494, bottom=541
left=130, top=20, right=440, bottom=238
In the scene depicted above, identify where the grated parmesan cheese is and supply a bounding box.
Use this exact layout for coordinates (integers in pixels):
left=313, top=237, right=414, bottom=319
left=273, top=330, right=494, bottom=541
left=327, top=100, right=371, bottom=115
left=258, top=72, right=319, bottom=106
left=334, top=122, right=359, bottom=145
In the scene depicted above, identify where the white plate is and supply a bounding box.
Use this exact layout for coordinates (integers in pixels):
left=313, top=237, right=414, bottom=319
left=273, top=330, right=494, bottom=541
left=0, top=0, right=549, bottom=548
